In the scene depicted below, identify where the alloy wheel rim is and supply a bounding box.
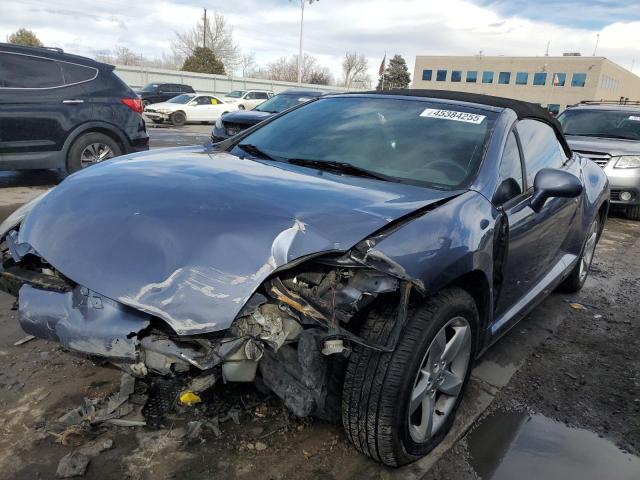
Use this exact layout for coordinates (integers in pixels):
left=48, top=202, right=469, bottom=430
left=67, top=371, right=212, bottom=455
left=80, top=143, right=114, bottom=168
left=579, top=219, right=599, bottom=282
left=408, top=316, right=472, bottom=443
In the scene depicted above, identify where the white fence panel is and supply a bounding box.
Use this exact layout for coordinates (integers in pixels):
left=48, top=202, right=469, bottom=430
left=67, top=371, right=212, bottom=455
left=113, top=65, right=358, bottom=95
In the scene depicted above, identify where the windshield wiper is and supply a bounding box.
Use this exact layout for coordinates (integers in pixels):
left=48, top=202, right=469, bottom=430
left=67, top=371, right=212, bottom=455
left=565, top=133, right=638, bottom=141
left=287, top=158, right=391, bottom=181
left=237, top=144, right=277, bottom=160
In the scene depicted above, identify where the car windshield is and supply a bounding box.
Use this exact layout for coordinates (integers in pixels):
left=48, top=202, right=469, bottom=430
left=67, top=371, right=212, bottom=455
left=234, top=96, right=496, bottom=189
left=226, top=90, right=246, bottom=98
left=255, top=93, right=316, bottom=113
left=141, top=83, right=158, bottom=92
left=167, top=94, right=196, bottom=104
left=558, top=109, right=640, bottom=141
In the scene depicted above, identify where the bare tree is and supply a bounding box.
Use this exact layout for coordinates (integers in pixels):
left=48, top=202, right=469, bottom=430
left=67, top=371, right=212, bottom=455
left=96, top=46, right=140, bottom=66
left=172, top=11, right=240, bottom=73
left=342, top=52, right=370, bottom=89
left=238, top=52, right=256, bottom=77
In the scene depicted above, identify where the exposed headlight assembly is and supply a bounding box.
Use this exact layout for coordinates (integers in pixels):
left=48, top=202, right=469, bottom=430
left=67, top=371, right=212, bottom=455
left=614, top=156, right=640, bottom=169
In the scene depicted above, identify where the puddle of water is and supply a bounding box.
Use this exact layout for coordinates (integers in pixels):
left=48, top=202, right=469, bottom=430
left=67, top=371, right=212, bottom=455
left=468, top=410, right=640, bottom=480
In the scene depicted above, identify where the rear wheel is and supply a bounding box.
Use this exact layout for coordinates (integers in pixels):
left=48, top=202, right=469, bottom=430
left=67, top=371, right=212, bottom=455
left=170, top=111, right=186, bottom=126
left=66, top=132, right=121, bottom=174
left=238, top=104, right=246, bottom=110
left=626, top=205, right=640, bottom=221
left=559, top=217, right=599, bottom=292
left=342, top=288, right=477, bottom=466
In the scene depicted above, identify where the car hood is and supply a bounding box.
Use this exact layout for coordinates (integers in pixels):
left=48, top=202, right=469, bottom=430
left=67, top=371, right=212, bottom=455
left=222, top=110, right=272, bottom=125
left=145, top=102, right=181, bottom=111
left=566, top=135, right=640, bottom=156
left=17, top=147, right=460, bottom=335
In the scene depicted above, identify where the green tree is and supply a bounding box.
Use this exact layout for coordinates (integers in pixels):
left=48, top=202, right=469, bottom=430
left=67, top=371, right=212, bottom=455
left=8, top=28, right=43, bottom=47
left=377, top=54, right=411, bottom=90
left=182, top=47, right=225, bottom=75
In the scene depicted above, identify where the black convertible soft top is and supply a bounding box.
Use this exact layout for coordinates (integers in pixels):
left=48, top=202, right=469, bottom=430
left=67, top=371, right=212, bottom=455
left=349, top=89, right=572, bottom=156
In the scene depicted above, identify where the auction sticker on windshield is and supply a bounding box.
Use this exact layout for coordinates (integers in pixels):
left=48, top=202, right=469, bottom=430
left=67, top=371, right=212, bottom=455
left=629, top=116, right=640, bottom=122
left=420, top=108, right=486, bottom=124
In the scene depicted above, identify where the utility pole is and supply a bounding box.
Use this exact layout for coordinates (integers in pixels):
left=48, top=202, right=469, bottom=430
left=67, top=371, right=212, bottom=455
left=290, top=0, right=319, bottom=85
left=592, top=33, right=600, bottom=56
left=203, top=8, right=207, bottom=49
left=545, top=41, right=550, bottom=56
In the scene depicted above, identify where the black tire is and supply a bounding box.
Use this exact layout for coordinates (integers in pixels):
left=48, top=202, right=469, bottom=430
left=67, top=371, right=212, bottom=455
left=238, top=104, right=246, bottom=110
left=626, top=205, right=640, bottom=221
left=66, top=132, right=122, bottom=174
left=558, top=216, right=600, bottom=293
left=342, top=288, right=478, bottom=466
left=151, top=119, right=164, bottom=125
left=170, top=111, right=186, bottom=126
left=142, top=99, right=151, bottom=109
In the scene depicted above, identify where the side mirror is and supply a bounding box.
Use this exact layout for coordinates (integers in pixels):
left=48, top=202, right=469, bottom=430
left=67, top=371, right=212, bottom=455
left=530, top=168, right=583, bottom=212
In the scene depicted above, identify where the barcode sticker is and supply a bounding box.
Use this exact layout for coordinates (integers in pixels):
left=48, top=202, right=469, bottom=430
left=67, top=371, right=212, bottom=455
left=420, top=108, right=486, bottom=124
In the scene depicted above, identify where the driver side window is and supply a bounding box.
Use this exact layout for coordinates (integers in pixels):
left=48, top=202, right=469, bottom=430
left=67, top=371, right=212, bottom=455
left=495, top=131, right=524, bottom=205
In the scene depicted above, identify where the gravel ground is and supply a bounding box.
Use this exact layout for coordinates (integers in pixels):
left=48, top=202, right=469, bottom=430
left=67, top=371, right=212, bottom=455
left=0, top=127, right=638, bottom=479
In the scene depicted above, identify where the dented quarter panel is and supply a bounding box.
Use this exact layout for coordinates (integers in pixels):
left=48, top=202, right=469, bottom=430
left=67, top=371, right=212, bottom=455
left=16, top=148, right=460, bottom=334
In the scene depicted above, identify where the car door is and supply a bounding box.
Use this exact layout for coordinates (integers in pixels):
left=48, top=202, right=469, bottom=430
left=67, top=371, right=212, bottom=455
left=492, top=120, right=579, bottom=335
left=187, top=96, right=213, bottom=121
left=250, top=92, right=269, bottom=109
left=0, top=51, right=86, bottom=165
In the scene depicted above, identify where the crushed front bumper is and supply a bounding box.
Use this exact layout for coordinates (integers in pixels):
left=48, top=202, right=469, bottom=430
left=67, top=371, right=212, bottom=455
left=18, top=283, right=151, bottom=360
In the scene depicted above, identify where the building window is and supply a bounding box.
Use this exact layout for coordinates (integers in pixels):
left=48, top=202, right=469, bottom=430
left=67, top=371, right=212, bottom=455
left=498, top=72, right=511, bottom=84
left=533, top=72, right=547, bottom=86
left=547, top=104, right=560, bottom=115
left=436, top=69, right=447, bottom=81
left=516, top=72, right=529, bottom=85
left=466, top=71, right=478, bottom=83
left=572, top=73, right=587, bottom=87
left=422, top=69, right=433, bottom=81
left=451, top=70, right=462, bottom=82
left=482, top=71, right=494, bottom=84
left=552, top=73, right=566, bottom=86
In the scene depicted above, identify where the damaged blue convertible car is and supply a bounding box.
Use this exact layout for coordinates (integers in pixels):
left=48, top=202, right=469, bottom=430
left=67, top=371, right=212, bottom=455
left=0, top=90, right=608, bottom=466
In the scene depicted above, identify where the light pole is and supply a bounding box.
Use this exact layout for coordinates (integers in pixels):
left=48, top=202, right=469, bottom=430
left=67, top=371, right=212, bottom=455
left=291, top=0, right=318, bottom=85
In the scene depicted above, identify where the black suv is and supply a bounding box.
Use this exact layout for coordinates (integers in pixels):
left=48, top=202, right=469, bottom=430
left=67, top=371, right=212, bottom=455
left=0, top=43, right=148, bottom=174
left=138, top=83, right=195, bottom=107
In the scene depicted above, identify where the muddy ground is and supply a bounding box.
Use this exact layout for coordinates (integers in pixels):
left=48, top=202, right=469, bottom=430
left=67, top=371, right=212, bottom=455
left=0, top=128, right=638, bottom=479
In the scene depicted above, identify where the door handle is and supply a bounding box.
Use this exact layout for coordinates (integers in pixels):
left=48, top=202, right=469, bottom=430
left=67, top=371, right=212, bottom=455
left=62, top=99, right=84, bottom=104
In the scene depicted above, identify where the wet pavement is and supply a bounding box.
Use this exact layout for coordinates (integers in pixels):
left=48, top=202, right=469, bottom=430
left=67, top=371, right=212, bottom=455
left=467, top=410, right=640, bottom=480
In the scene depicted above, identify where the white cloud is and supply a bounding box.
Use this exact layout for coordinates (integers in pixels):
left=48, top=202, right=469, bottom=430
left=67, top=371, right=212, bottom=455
left=1, top=0, right=638, bottom=81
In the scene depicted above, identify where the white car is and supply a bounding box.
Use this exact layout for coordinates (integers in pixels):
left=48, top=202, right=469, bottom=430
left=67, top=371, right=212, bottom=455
left=143, top=94, right=238, bottom=126
left=223, top=90, right=274, bottom=110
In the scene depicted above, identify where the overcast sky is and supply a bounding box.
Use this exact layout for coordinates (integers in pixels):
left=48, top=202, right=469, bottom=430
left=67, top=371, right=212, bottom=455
left=2, top=0, right=640, bottom=81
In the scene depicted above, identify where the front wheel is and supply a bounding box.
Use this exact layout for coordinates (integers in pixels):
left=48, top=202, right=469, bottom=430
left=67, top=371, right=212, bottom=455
left=170, top=111, right=186, bottom=126
left=238, top=104, right=246, bottom=110
left=559, top=217, right=600, bottom=292
left=342, top=287, right=477, bottom=466
left=626, top=205, right=640, bottom=221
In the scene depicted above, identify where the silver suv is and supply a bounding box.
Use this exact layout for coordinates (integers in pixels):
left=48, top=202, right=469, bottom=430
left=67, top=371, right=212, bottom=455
left=558, top=102, right=640, bottom=220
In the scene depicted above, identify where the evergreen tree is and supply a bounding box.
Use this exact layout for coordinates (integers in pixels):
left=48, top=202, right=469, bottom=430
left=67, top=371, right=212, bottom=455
left=377, top=54, right=411, bottom=90
left=182, top=47, right=226, bottom=75
left=8, top=28, right=43, bottom=47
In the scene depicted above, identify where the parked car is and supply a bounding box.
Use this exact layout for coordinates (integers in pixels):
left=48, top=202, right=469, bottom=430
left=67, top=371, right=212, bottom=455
left=0, top=43, right=148, bottom=173
left=143, top=93, right=238, bottom=126
left=223, top=89, right=274, bottom=110
left=558, top=101, right=640, bottom=220
left=212, top=89, right=329, bottom=141
left=0, top=90, right=608, bottom=467
left=138, top=83, right=195, bottom=108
